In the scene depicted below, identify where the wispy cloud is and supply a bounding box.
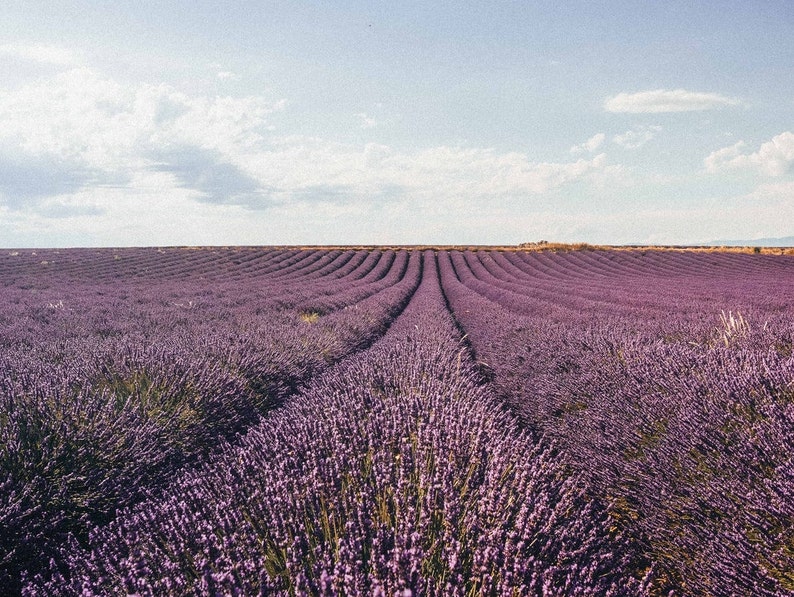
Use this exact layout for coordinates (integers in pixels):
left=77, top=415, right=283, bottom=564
left=704, top=132, right=794, bottom=176
left=604, top=89, right=741, bottom=113
left=613, top=125, right=662, bottom=149
left=238, top=138, right=617, bottom=205
left=384, top=147, right=612, bottom=196
left=356, top=112, right=378, bottom=129
left=0, top=43, right=80, bottom=66
left=570, top=133, right=605, bottom=154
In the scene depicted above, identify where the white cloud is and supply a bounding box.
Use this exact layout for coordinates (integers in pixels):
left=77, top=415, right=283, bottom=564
left=238, top=139, right=614, bottom=202
left=704, top=132, right=794, bottom=176
left=216, top=71, right=238, bottom=81
left=394, top=148, right=611, bottom=196
left=0, top=65, right=612, bottom=204
left=0, top=43, right=80, bottom=66
left=0, top=67, right=286, bottom=197
left=612, top=125, right=662, bottom=149
left=0, top=60, right=625, bottom=245
left=356, top=112, right=378, bottom=129
left=604, top=89, right=741, bottom=113
left=570, top=133, right=605, bottom=154
left=703, top=141, right=746, bottom=173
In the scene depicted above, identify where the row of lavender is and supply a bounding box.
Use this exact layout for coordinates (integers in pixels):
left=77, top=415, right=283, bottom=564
left=0, top=248, right=421, bottom=591
left=0, top=247, right=364, bottom=284
left=440, top=250, right=794, bottom=595
left=26, top=252, right=650, bottom=595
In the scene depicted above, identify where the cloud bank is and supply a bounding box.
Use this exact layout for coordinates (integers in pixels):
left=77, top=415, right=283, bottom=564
left=604, top=89, right=741, bottom=113
left=0, top=58, right=618, bottom=220
left=704, top=132, right=794, bottom=176
left=6, top=40, right=781, bottom=248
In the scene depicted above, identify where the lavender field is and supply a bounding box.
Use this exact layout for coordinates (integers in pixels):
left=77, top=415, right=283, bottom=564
left=2, top=247, right=793, bottom=596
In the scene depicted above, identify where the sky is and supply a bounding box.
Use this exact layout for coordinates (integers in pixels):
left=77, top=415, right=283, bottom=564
left=1, top=1, right=793, bottom=247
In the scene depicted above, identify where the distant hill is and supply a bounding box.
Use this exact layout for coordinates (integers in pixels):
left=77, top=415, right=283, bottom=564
left=705, top=236, right=794, bottom=247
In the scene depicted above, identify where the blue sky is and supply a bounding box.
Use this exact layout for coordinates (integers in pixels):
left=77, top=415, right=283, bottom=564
left=1, top=1, right=793, bottom=246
